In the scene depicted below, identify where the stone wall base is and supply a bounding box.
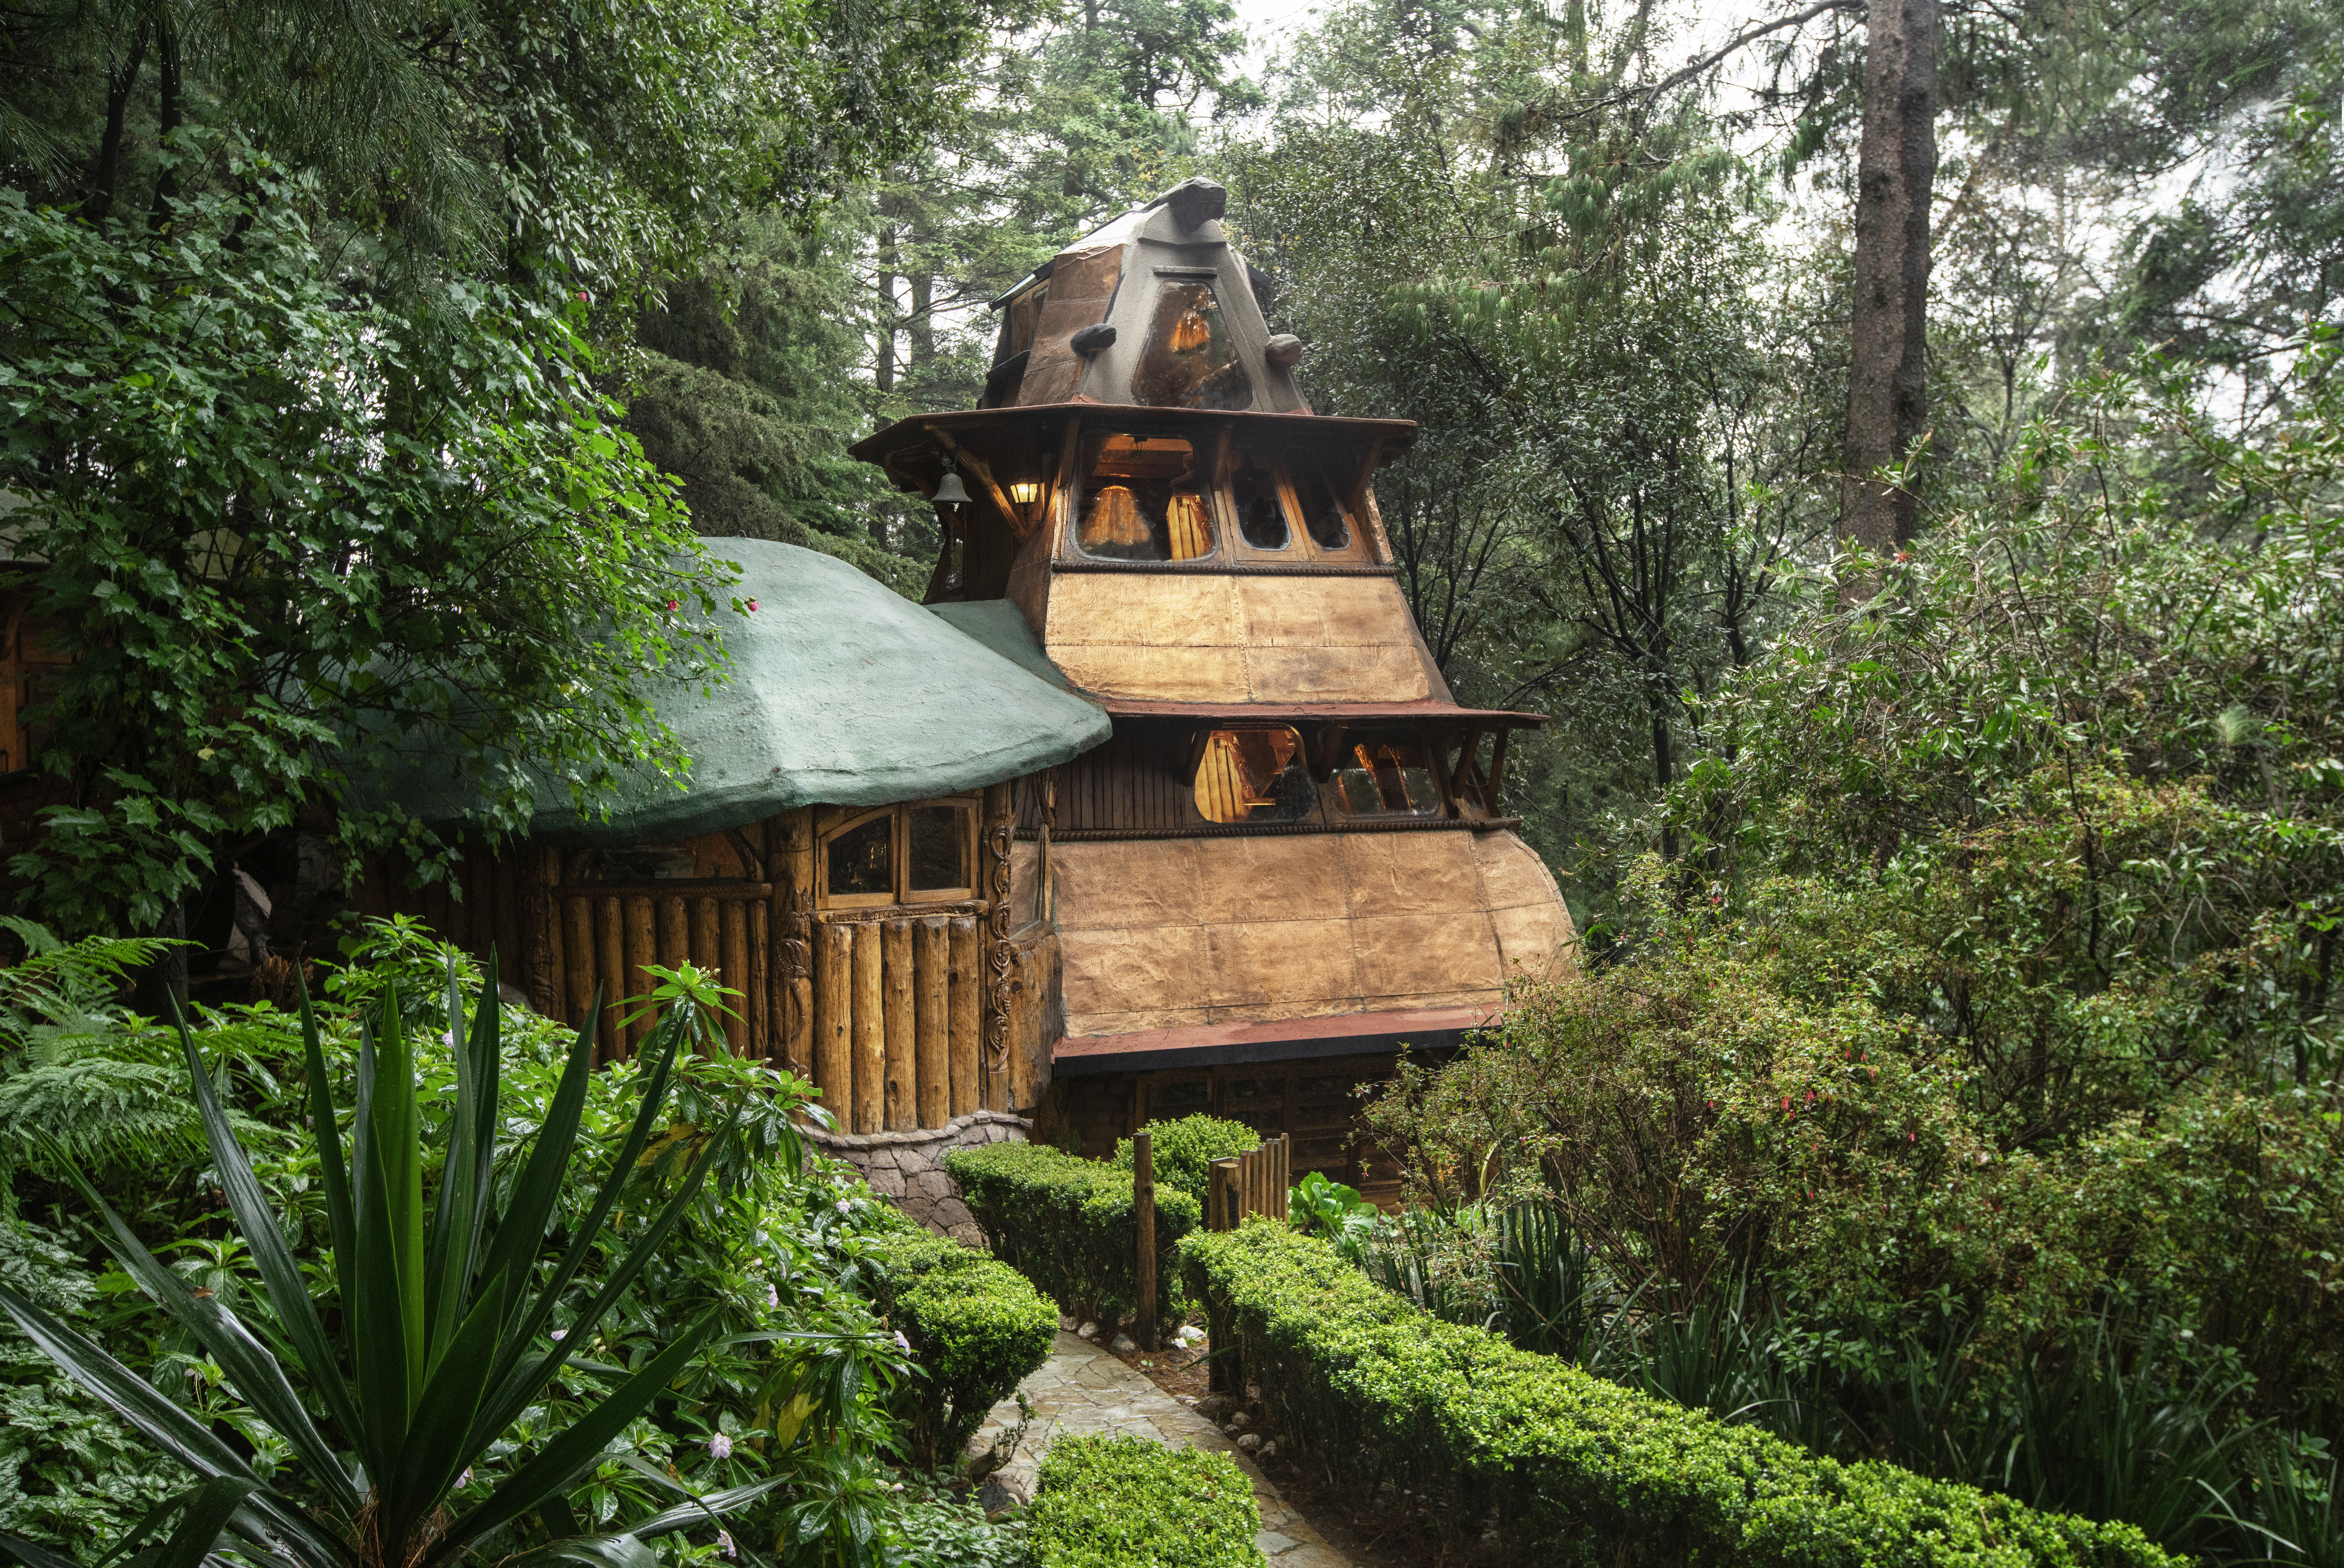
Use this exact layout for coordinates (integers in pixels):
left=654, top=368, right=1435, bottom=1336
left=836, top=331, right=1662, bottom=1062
left=807, top=1111, right=1029, bottom=1245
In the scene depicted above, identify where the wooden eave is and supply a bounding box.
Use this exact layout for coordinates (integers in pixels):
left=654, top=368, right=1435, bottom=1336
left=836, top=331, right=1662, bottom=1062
left=1099, top=699, right=1547, bottom=726
left=847, top=403, right=1420, bottom=486
left=1052, top=1003, right=1498, bottom=1076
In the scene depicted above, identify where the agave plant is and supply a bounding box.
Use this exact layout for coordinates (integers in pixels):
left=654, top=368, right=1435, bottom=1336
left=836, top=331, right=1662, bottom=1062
left=0, top=959, right=776, bottom=1568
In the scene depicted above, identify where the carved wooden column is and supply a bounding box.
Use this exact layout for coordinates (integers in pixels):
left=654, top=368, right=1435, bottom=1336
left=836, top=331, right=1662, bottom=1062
left=981, top=781, right=1015, bottom=1110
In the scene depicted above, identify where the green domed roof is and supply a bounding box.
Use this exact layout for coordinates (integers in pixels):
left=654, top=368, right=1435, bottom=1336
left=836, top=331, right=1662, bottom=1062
left=382, top=539, right=1106, bottom=844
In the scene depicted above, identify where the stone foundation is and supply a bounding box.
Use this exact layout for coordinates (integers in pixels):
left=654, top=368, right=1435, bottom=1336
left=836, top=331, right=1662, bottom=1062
left=806, top=1111, right=1029, bottom=1245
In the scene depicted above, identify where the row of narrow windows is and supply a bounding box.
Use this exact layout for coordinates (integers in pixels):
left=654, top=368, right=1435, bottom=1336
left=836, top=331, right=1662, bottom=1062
left=1073, top=431, right=1355, bottom=564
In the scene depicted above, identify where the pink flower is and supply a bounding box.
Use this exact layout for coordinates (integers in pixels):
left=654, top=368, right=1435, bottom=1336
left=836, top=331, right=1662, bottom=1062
left=745, top=598, right=759, bottom=611
left=718, top=1530, right=736, bottom=1559
left=893, top=1330, right=911, bottom=1352
left=666, top=599, right=679, bottom=611
left=709, top=1431, right=733, bottom=1460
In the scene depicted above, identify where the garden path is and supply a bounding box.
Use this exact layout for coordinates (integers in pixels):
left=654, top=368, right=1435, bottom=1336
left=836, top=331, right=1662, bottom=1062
left=970, top=1332, right=1350, bottom=1567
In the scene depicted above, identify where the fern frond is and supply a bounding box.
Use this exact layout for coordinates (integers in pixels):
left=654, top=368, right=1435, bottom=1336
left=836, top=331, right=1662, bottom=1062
left=0, top=922, right=180, bottom=1054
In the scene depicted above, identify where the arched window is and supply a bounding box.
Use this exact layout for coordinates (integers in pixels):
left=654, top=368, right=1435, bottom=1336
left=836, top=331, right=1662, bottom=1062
left=817, top=798, right=980, bottom=909
left=1132, top=281, right=1252, bottom=410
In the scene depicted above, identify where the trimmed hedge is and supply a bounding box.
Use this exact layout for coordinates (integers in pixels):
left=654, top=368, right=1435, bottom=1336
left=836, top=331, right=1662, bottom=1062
left=1181, top=1222, right=2184, bottom=1568
left=872, top=1232, right=1058, bottom=1469
left=945, top=1141, right=1200, bottom=1332
left=1028, top=1434, right=1266, bottom=1568
left=1112, top=1114, right=1261, bottom=1207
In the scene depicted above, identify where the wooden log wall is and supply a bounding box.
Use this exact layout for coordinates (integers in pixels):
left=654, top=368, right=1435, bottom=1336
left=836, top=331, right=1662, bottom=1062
left=807, top=912, right=996, bottom=1133
left=352, top=815, right=804, bottom=1067
left=350, top=799, right=1026, bottom=1133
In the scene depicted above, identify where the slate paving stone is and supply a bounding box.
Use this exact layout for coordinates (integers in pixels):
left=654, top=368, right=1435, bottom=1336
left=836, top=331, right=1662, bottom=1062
left=970, top=1331, right=1352, bottom=1564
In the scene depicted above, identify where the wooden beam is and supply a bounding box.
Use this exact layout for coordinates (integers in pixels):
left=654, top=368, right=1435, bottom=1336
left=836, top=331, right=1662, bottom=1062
left=596, top=895, right=626, bottom=1060
left=721, top=900, right=750, bottom=1055
left=914, top=917, right=951, bottom=1128
left=814, top=921, right=853, bottom=1127
left=780, top=809, right=815, bottom=1076
left=929, top=425, right=1027, bottom=543
left=623, top=896, right=657, bottom=1053
left=948, top=914, right=981, bottom=1119
left=561, top=893, right=595, bottom=1038
left=852, top=924, right=885, bottom=1133
left=882, top=918, right=916, bottom=1131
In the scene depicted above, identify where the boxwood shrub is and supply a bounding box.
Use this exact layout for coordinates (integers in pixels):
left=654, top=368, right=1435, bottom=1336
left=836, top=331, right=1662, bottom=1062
left=1028, top=1434, right=1265, bottom=1568
left=944, top=1140, right=1200, bottom=1332
left=1111, top=1113, right=1261, bottom=1207
left=872, top=1232, right=1058, bottom=1469
left=1181, top=1222, right=2184, bottom=1568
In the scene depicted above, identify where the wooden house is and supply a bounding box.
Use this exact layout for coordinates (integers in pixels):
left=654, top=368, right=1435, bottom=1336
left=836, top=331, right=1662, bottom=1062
left=846, top=178, right=1578, bottom=1194
left=358, top=539, right=1111, bottom=1133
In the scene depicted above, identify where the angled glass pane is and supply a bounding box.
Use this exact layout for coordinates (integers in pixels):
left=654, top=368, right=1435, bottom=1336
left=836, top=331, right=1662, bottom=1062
left=1133, top=282, right=1252, bottom=410
left=1074, top=432, right=1213, bottom=561
left=1228, top=445, right=1290, bottom=549
left=1332, top=731, right=1443, bottom=818
left=1193, top=727, right=1316, bottom=824
left=824, top=814, right=894, bottom=899
left=1290, top=453, right=1352, bottom=550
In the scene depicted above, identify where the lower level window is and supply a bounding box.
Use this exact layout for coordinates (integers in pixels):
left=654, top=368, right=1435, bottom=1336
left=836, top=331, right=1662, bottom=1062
left=1332, top=731, right=1442, bottom=817
left=1194, top=727, right=1317, bottom=824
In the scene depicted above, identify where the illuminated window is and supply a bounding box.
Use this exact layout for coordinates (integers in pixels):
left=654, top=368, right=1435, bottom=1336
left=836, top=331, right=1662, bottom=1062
left=1227, top=446, right=1289, bottom=549
left=1074, top=432, right=1214, bottom=562
left=1331, top=732, right=1443, bottom=818
left=1193, top=727, right=1317, bottom=825
left=1133, top=283, right=1252, bottom=410
left=819, top=799, right=979, bottom=908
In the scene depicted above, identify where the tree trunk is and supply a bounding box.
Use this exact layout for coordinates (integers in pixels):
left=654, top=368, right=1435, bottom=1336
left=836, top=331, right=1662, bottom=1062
left=874, top=217, right=899, bottom=546
left=148, top=13, right=184, bottom=226
left=1841, top=0, right=1937, bottom=564
left=909, top=270, right=934, bottom=377
left=90, top=23, right=149, bottom=220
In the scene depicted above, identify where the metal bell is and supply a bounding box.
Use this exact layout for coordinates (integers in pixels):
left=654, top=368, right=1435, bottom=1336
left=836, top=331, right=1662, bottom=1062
left=932, top=461, right=972, bottom=508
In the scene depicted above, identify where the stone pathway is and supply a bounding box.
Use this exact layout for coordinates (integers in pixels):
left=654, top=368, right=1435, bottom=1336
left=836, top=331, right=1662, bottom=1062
left=970, top=1331, right=1350, bottom=1567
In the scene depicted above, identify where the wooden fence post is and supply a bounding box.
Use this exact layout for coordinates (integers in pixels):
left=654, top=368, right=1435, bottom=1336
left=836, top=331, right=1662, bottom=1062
left=1134, top=1131, right=1156, bottom=1351
left=1210, top=1157, right=1238, bottom=1232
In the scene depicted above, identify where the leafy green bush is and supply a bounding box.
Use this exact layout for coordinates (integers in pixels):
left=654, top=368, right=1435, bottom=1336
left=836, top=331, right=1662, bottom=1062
left=945, top=1142, right=1200, bottom=1332
left=1111, top=1115, right=1260, bottom=1207
left=872, top=1233, right=1057, bottom=1469
left=1183, top=1221, right=2182, bottom=1568
left=0, top=918, right=1024, bottom=1568
left=0, top=956, right=783, bottom=1568
left=1027, top=1435, right=1264, bottom=1568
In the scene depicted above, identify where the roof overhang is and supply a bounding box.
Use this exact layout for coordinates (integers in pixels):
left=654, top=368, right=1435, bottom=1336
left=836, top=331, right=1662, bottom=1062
left=848, top=403, right=1420, bottom=485
left=1052, top=1003, right=1498, bottom=1076
left=1101, top=699, right=1547, bottom=726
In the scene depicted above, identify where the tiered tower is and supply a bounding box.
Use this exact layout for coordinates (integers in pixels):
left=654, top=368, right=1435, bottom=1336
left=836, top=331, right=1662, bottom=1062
left=850, top=179, right=1575, bottom=1185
